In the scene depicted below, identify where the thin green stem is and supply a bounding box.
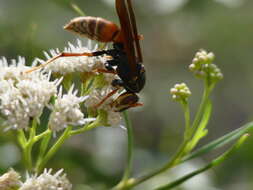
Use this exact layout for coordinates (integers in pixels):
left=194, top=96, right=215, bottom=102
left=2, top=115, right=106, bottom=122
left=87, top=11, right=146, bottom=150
left=121, top=111, right=134, bottom=185
left=154, top=134, right=249, bottom=190
left=23, top=143, right=33, bottom=171
left=35, top=130, right=52, bottom=172
left=189, top=85, right=210, bottom=138
left=70, top=121, right=100, bottom=136
left=34, top=129, right=52, bottom=143
left=23, top=120, right=37, bottom=171
left=118, top=139, right=189, bottom=189
left=17, top=130, right=27, bottom=149
left=181, top=100, right=191, bottom=140
left=70, top=2, right=86, bottom=16
left=36, top=126, right=72, bottom=172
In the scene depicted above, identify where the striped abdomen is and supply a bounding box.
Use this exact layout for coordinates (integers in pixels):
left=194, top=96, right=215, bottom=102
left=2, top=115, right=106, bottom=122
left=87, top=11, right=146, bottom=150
left=64, top=16, right=121, bottom=43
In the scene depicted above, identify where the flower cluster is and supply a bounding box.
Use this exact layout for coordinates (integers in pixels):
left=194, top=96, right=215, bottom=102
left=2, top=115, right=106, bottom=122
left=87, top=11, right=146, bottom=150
left=48, top=85, right=96, bottom=132
left=189, top=49, right=223, bottom=82
left=170, top=83, right=191, bottom=101
left=0, top=57, right=61, bottom=130
left=19, top=169, right=72, bottom=190
left=0, top=169, right=21, bottom=190
left=38, top=40, right=123, bottom=126
left=37, top=40, right=106, bottom=75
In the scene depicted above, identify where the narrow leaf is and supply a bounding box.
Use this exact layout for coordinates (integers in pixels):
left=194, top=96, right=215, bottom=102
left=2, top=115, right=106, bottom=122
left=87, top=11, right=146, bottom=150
left=154, top=134, right=249, bottom=190
left=182, top=122, right=253, bottom=162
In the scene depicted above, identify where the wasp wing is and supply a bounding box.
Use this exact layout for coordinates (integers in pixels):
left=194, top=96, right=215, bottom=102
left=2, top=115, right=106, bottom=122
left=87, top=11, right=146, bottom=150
left=116, top=0, right=141, bottom=76
left=126, top=0, right=143, bottom=63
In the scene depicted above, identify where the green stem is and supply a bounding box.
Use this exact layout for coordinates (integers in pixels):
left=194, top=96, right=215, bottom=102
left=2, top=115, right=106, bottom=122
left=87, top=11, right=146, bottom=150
left=17, top=130, right=27, bottom=149
left=114, top=83, right=215, bottom=189
left=35, top=130, right=52, bottom=172
left=23, top=143, right=33, bottom=171
left=70, top=121, right=100, bottom=136
left=189, top=84, right=211, bottom=138
left=117, top=111, right=134, bottom=188
left=154, top=134, right=249, bottom=190
left=118, top=139, right=189, bottom=189
left=36, top=126, right=72, bottom=172
left=181, top=100, right=191, bottom=140
left=34, top=129, right=52, bottom=143
left=23, top=120, right=37, bottom=171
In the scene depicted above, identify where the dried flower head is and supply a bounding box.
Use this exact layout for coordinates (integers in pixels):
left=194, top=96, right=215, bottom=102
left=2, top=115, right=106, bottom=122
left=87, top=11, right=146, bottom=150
left=170, top=83, right=191, bottom=101
left=0, top=169, right=21, bottom=190
left=189, top=49, right=223, bottom=82
left=20, top=169, right=72, bottom=190
left=0, top=57, right=61, bottom=130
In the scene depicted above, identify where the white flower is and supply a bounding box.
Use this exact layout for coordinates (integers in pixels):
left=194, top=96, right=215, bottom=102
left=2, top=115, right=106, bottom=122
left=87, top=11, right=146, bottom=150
left=170, top=83, right=191, bottom=101
left=0, top=57, right=61, bottom=130
left=85, top=86, right=123, bottom=126
left=106, top=110, right=122, bottom=126
left=0, top=169, right=21, bottom=190
left=20, top=169, right=72, bottom=190
left=85, top=86, right=117, bottom=109
left=48, top=85, right=95, bottom=132
left=37, top=39, right=107, bottom=75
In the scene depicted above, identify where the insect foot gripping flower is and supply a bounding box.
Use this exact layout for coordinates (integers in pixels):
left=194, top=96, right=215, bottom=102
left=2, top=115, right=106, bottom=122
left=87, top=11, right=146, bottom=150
left=48, top=85, right=96, bottom=132
left=189, top=49, right=223, bottom=83
left=20, top=169, right=72, bottom=190
left=170, top=83, right=191, bottom=102
left=0, top=57, right=61, bottom=130
left=84, top=86, right=122, bottom=126
left=36, top=39, right=106, bottom=75
left=0, top=169, right=21, bottom=190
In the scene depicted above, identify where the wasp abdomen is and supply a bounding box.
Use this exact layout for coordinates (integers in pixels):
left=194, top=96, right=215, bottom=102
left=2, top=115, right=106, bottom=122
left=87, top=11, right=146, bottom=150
left=64, top=16, right=120, bottom=43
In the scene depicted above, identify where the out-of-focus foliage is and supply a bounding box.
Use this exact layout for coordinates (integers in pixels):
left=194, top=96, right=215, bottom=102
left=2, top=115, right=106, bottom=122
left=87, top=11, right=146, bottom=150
left=1, top=0, right=253, bottom=189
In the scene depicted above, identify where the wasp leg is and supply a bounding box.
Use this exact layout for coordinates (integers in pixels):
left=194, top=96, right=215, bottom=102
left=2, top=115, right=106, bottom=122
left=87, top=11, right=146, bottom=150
left=25, top=52, right=95, bottom=73
left=24, top=49, right=117, bottom=74
left=93, top=69, right=117, bottom=74
left=94, top=87, right=120, bottom=109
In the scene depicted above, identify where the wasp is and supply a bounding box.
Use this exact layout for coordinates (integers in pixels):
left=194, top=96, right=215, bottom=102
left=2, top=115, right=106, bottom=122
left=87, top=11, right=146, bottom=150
left=26, top=0, right=145, bottom=112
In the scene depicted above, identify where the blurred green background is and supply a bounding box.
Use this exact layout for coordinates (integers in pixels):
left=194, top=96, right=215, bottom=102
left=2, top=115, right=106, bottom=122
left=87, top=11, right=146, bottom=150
left=1, top=0, right=253, bottom=189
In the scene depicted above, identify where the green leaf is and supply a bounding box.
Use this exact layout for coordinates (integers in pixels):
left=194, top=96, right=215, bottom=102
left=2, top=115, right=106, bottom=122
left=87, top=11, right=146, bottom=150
left=182, top=121, right=253, bottom=162
left=154, top=134, right=249, bottom=190
left=185, top=100, right=212, bottom=153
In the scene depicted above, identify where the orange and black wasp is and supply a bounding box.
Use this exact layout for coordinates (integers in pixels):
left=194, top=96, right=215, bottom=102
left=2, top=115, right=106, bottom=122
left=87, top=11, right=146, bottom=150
left=26, top=0, right=145, bottom=112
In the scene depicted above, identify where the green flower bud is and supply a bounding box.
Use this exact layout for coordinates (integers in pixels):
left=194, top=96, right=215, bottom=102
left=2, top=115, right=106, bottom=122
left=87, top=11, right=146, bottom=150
left=189, top=49, right=223, bottom=83
left=170, top=83, right=191, bottom=101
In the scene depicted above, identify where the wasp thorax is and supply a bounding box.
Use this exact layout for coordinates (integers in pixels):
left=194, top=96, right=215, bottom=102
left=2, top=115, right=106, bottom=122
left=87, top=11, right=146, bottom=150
left=64, top=16, right=120, bottom=43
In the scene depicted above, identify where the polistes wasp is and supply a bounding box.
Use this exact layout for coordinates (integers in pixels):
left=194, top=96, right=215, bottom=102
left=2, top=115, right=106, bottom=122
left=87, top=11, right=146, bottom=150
left=26, top=0, right=145, bottom=112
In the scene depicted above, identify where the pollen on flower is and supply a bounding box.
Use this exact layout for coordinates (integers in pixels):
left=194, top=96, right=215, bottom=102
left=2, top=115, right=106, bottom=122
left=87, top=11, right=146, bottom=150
left=170, top=83, right=191, bottom=101
left=36, top=39, right=107, bottom=75
left=0, top=169, right=21, bottom=190
left=0, top=57, right=61, bottom=130
left=48, top=85, right=96, bottom=132
left=20, top=169, right=72, bottom=190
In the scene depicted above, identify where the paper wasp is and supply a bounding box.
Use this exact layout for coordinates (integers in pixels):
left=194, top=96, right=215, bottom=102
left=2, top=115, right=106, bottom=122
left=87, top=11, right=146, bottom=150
left=26, top=0, right=145, bottom=112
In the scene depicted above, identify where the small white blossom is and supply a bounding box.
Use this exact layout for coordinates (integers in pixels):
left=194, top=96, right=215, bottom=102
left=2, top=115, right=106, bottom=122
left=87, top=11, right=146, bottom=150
left=106, top=110, right=122, bottom=126
left=37, top=39, right=107, bottom=75
left=189, top=49, right=223, bottom=81
left=85, top=86, right=120, bottom=108
left=0, top=169, right=21, bottom=190
left=48, top=85, right=95, bottom=132
left=20, top=169, right=72, bottom=190
left=170, top=83, right=191, bottom=101
left=0, top=57, right=61, bottom=130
